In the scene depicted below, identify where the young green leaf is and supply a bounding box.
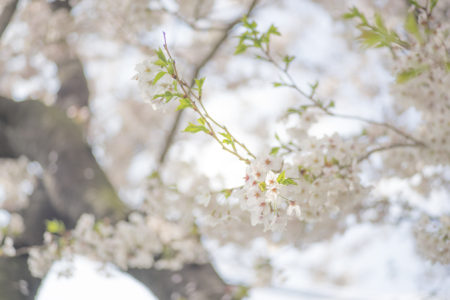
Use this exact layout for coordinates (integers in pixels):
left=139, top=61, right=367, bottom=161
left=46, top=219, right=66, bottom=234
left=270, top=147, right=280, bottom=155
left=405, top=13, right=422, bottom=43
left=197, top=117, right=206, bottom=126
left=235, top=43, right=248, bottom=55
left=195, top=78, right=206, bottom=94
left=152, top=71, right=166, bottom=85
left=184, top=122, right=209, bottom=134
left=267, top=24, right=281, bottom=36
left=396, top=67, right=426, bottom=83
left=258, top=181, right=266, bottom=192
left=430, top=0, right=439, bottom=11
left=176, top=98, right=192, bottom=111
left=276, top=171, right=286, bottom=184
left=156, top=48, right=167, bottom=63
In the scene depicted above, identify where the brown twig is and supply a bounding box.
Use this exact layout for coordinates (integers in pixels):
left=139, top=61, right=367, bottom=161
left=161, top=38, right=255, bottom=163
left=264, top=51, right=426, bottom=147
left=356, top=142, right=422, bottom=163
left=158, top=0, right=260, bottom=166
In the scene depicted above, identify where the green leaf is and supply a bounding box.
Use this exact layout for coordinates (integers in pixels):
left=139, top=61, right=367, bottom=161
left=361, top=128, right=368, bottom=136
left=147, top=171, right=160, bottom=180
left=405, top=13, right=422, bottom=43
left=310, top=80, right=319, bottom=89
left=195, top=77, right=206, bottom=91
left=396, top=67, right=426, bottom=83
left=221, top=189, right=232, bottom=198
left=342, top=7, right=360, bottom=19
left=342, top=7, right=367, bottom=25
left=46, top=219, right=66, bottom=234
left=277, top=170, right=297, bottom=185
left=287, top=108, right=301, bottom=115
left=156, top=48, right=167, bottom=63
left=430, top=0, right=439, bottom=11
left=233, top=285, right=250, bottom=300
left=219, top=132, right=233, bottom=145
left=197, top=117, right=206, bottom=126
left=409, top=0, right=420, bottom=7
left=358, top=30, right=384, bottom=48
left=282, top=178, right=297, bottom=185
left=234, top=43, right=248, bottom=55
left=309, top=81, right=319, bottom=94
left=374, top=13, right=387, bottom=32
left=184, top=122, right=209, bottom=134
left=152, top=71, right=166, bottom=85
left=166, top=62, right=174, bottom=75
left=219, top=132, right=231, bottom=139
left=163, top=91, right=174, bottom=102
left=273, top=82, right=284, bottom=87
left=328, top=100, right=335, bottom=108
left=154, top=59, right=166, bottom=67
left=283, top=55, right=295, bottom=69
left=270, top=147, right=280, bottom=155
left=276, top=170, right=286, bottom=183
left=258, top=181, right=266, bottom=192
left=242, top=15, right=257, bottom=29
left=267, top=24, right=281, bottom=36
left=176, top=98, right=192, bottom=111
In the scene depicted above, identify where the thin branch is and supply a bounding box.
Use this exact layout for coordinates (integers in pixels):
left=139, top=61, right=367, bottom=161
left=0, top=0, right=19, bottom=40
left=325, top=111, right=425, bottom=146
left=158, top=0, right=260, bottom=166
left=264, top=52, right=426, bottom=147
left=357, top=142, right=422, bottom=163
left=153, top=3, right=228, bottom=32
left=161, top=40, right=255, bottom=163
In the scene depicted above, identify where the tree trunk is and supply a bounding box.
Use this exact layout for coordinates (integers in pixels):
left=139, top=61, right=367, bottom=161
left=0, top=256, right=41, bottom=300
left=0, top=96, right=229, bottom=299
left=129, top=263, right=229, bottom=300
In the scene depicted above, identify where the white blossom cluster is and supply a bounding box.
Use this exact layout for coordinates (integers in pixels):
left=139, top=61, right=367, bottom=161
left=234, top=133, right=367, bottom=232
left=0, top=214, right=25, bottom=258
left=28, top=232, right=60, bottom=278
left=392, top=22, right=450, bottom=167
left=133, top=58, right=175, bottom=111
left=28, top=213, right=207, bottom=278
left=414, top=215, right=450, bottom=264
left=0, top=157, right=34, bottom=211
left=0, top=236, right=16, bottom=257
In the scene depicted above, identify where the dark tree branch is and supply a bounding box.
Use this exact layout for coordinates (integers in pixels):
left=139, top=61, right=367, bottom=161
left=0, top=0, right=18, bottom=40
left=46, top=1, right=90, bottom=113
left=0, top=96, right=128, bottom=223
left=0, top=256, right=41, bottom=300
left=0, top=123, right=18, bottom=158
left=0, top=180, right=55, bottom=300
left=15, top=179, right=65, bottom=247
left=0, top=95, right=230, bottom=299
left=129, top=263, right=231, bottom=300
left=157, top=0, right=260, bottom=166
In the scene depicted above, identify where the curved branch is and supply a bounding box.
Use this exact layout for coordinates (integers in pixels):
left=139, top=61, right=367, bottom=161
left=357, top=142, right=423, bottom=163
left=0, top=0, right=18, bottom=40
